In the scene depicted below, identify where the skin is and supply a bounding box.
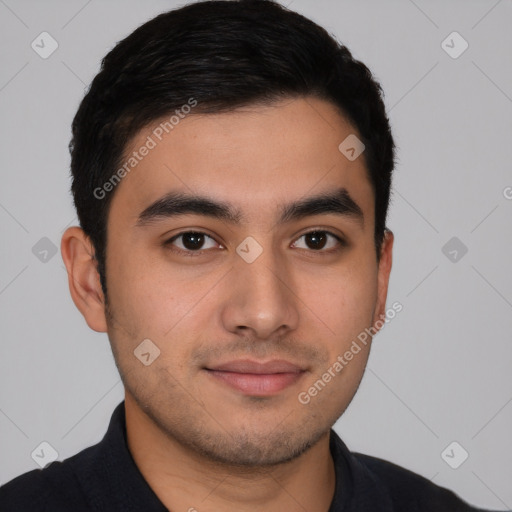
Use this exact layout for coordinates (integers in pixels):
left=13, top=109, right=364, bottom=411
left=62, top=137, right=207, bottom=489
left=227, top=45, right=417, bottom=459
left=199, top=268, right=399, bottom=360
left=61, top=96, right=393, bottom=512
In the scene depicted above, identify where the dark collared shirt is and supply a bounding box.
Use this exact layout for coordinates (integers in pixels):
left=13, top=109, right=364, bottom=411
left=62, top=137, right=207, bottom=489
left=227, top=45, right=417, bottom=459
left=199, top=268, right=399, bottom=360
left=0, top=401, right=498, bottom=511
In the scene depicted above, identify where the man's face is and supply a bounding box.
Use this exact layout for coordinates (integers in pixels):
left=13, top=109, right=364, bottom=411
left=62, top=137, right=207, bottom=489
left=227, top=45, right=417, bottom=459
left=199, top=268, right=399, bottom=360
left=102, top=97, right=392, bottom=466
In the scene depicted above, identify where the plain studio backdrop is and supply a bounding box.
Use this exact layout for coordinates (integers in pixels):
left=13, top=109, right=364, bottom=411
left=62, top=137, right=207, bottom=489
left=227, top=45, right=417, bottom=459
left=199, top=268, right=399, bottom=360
left=0, top=0, right=511, bottom=509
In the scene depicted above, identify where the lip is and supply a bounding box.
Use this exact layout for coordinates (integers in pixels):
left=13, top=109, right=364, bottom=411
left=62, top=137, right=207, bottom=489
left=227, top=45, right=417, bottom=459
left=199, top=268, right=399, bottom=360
left=207, top=359, right=305, bottom=374
left=204, top=359, right=307, bottom=396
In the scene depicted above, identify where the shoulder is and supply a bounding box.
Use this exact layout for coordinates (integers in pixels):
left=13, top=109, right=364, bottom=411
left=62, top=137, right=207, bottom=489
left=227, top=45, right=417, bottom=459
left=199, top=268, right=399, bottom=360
left=0, top=403, right=127, bottom=511
left=0, top=446, right=95, bottom=511
left=329, top=430, right=500, bottom=511
left=352, top=451, right=492, bottom=511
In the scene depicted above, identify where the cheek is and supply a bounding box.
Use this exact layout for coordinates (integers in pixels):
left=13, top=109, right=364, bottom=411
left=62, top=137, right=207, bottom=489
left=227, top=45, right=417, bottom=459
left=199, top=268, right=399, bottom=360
left=105, top=246, right=221, bottom=350
left=106, top=255, right=170, bottom=336
left=295, top=259, right=377, bottom=414
left=302, top=256, right=379, bottom=345
left=105, top=258, right=195, bottom=386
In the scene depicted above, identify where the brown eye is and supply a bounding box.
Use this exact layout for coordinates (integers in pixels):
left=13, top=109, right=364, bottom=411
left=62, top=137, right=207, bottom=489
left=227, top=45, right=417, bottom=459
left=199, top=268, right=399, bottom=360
left=292, top=230, right=343, bottom=252
left=181, top=232, right=206, bottom=250
left=166, top=231, right=220, bottom=252
left=304, top=231, right=327, bottom=250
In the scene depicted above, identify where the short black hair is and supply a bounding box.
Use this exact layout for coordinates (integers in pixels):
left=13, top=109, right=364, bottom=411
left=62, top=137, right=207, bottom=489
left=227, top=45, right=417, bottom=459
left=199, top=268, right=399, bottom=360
left=69, top=0, right=395, bottom=297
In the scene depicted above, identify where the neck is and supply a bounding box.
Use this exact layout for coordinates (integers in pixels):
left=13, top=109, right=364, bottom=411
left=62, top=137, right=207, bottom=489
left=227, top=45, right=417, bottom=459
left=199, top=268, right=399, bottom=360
left=124, top=394, right=336, bottom=512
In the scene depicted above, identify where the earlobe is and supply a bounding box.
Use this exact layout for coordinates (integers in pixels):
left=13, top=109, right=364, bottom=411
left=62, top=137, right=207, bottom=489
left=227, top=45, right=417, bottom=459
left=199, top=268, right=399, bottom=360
left=61, top=227, right=108, bottom=333
left=372, top=229, right=394, bottom=329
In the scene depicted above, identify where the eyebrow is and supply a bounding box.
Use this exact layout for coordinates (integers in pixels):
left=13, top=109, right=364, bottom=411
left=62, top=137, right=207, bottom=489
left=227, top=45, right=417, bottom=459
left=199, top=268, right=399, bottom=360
left=135, top=187, right=364, bottom=227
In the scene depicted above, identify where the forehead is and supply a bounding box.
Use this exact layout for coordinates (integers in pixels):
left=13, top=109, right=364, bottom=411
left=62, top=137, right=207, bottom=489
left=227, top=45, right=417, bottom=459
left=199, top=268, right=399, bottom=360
left=108, top=97, right=374, bottom=227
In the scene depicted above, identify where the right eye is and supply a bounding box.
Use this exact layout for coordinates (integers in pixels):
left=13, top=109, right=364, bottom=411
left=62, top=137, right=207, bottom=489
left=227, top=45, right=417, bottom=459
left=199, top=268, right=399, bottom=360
left=164, top=231, right=223, bottom=255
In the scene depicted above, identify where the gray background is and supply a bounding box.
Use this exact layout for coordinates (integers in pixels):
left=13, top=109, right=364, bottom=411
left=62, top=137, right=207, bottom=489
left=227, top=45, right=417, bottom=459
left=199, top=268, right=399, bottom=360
left=1, top=0, right=511, bottom=509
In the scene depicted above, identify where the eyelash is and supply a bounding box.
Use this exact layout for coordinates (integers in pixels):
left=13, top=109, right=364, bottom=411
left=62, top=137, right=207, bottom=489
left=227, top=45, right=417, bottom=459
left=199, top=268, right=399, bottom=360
left=163, top=229, right=346, bottom=257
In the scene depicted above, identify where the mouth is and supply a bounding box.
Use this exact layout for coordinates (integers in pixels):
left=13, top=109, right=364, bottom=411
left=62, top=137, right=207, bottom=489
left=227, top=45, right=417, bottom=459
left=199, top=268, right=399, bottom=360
left=204, top=359, right=307, bottom=396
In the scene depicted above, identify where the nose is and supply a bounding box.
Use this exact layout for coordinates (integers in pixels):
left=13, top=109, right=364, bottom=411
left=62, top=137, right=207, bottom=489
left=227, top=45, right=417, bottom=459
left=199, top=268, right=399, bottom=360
left=219, top=246, right=300, bottom=340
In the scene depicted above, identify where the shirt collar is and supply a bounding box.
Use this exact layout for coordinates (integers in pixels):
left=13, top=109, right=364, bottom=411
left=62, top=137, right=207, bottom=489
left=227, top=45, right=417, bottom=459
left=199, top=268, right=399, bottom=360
left=70, top=400, right=168, bottom=511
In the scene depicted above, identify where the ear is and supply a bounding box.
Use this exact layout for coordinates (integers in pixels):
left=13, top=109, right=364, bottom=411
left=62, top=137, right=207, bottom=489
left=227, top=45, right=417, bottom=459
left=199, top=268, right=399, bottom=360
left=372, top=229, right=394, bottom=329
left=61, top=227, right=108, bottom=332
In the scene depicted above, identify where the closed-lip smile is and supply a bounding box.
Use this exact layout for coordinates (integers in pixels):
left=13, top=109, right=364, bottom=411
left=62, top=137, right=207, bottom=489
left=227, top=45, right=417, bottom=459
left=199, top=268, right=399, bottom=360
left=204, top=359, right=307, bottom=396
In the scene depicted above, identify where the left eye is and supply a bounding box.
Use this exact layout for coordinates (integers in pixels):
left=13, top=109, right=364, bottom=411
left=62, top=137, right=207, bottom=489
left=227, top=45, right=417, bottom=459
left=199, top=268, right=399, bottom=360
left=167, top=232, right=220, bottom=252
left=292, top=231, right=343, bottom=251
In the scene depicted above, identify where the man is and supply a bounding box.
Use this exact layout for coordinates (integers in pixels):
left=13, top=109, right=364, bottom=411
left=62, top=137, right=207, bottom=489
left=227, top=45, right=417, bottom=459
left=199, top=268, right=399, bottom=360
left=0, top=1, right=503, bottom=510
